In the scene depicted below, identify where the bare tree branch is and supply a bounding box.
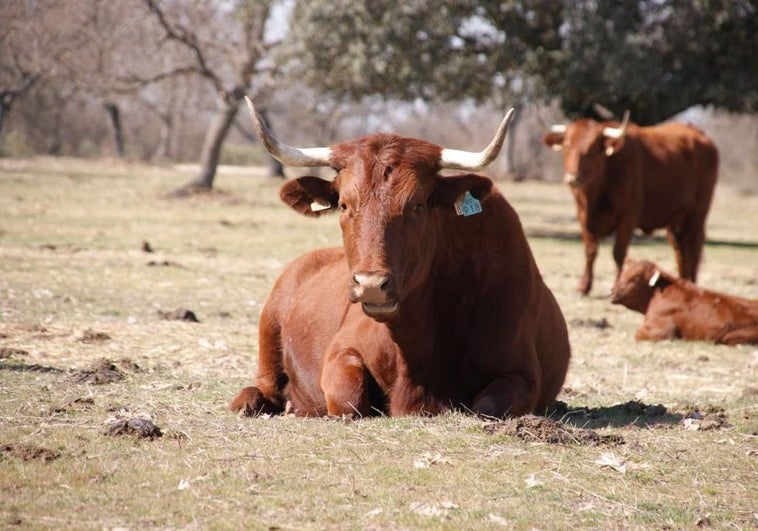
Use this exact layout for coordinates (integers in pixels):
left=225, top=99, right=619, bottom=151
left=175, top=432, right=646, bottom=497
left=113, top=65, right=198, bottom=94
left=143, top=0, right=224, bottom=95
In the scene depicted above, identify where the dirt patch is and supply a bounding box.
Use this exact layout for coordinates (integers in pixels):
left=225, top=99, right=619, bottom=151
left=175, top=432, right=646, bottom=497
left=158, top=308, right=200, bottom=322
left=48, top=397, right=96, bottom=415
left=146, top=259, right=184, bottom=267
left=104, top=418, right=163, bottom=439
left=69, top=358, right=136, bottom=384
left=74, top=329, right=112, bottom=344
left=0, top=348, right=29, bottom=359
left=484, top=415, right=625, bottom=447
left=2, top=443, right=61, bottom=462
left=682, top=407, right=731, bottom=431
left=569, top=317, right=612, bottom=329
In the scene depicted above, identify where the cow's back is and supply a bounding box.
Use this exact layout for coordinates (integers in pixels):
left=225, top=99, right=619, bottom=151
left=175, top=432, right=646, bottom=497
left=627, top=123, right=718, bottom=231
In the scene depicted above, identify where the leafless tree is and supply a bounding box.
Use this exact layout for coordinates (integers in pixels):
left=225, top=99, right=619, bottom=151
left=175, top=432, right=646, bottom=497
left=0, top=2, right=82, bottom=141
left=143, top=0, right=284, bottom=194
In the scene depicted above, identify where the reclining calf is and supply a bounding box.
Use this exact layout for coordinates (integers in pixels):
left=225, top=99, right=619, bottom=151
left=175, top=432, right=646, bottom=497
left=611, top=258, right=758, bottom=345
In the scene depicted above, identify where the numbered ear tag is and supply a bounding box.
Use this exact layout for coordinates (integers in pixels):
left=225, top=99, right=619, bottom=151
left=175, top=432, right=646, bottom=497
left=454, top=191, right=483, bottom=217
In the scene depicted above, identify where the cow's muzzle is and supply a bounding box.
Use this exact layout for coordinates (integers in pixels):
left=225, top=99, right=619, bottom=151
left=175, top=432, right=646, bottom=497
left=349, top=272, right=399, bottom=320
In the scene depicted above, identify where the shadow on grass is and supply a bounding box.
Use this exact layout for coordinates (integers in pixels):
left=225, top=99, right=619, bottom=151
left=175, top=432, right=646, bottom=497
left=526, top=228, right=758, bottom=250
left=0, top=360, right=64, bottom=374
left=549, top=400, right=683, bottom=430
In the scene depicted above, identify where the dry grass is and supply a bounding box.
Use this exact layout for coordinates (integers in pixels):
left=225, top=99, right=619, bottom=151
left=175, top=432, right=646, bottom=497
left=1, top=156, right=757, bottom=529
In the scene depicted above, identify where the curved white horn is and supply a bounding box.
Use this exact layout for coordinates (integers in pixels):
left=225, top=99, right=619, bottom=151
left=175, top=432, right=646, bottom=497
left=550, top=124, right=567, bottom=134
left=244, top=96, right=332, bottom=167
left=602, top=110, right=630, bottom=139
left=440, top=107, right=516, bottom=171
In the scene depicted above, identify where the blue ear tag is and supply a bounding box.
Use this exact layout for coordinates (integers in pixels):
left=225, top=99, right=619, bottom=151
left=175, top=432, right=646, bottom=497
left=454, top=191, right=483, bottom=217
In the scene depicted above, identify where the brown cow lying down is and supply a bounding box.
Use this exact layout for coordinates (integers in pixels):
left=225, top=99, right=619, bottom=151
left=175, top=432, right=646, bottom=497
left=611, top=258, right=758, bottom=345
left=229, top=98, right=571, bottom=418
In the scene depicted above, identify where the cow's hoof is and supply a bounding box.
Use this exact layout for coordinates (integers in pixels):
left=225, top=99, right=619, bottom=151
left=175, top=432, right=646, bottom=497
left=228, top=386, right=282, bottom=416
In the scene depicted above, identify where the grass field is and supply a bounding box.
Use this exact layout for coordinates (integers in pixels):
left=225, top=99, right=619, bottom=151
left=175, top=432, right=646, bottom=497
left=1, top=156, right=756, bottom=529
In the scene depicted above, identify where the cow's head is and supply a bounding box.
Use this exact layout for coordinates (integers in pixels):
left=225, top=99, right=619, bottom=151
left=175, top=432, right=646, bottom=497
left=543, top=112, right=630, bottom=187
left=245, top=97, right=513, bottom=321
left=610, top=258, right=669, bottom=313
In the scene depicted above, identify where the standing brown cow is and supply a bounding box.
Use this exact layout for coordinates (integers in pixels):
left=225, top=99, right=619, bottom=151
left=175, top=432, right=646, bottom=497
left=229, top=98, right=571, bottom=418
left=543, top=115, right=718, bottom=295
left=611, top=258, right=758, bottom=345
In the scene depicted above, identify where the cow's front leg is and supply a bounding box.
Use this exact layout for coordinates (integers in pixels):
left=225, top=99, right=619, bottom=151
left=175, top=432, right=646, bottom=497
left=635, top=316, right=678, bottom=342
left=321, top=347, right=371, bottom=417
left=612, top=222, right=634, bottom=279
left=578, top=229, right=599, bottom=295
left=388, top=378, right=449, bottom=416
left=228, top=386, right=284, bottom=416
left=471, top=372, right=540, bottom=418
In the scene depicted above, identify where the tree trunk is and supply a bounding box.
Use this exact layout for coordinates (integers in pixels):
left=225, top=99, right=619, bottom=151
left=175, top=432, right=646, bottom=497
left=153, top=114, right=173, bottom=161
left=504, top=107, right=521, bottom=180
left=104, top=102, right=125, bottom=157
left=268, top=156, right=285, bottom=178
left=173, top=98, right=239, bottom=195
left=0, top=93, right=14, bottom=142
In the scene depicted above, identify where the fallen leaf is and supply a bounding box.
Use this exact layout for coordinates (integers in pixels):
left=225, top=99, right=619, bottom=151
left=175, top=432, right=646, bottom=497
left=409, top=502, right=444, bottom=518
left=489, top=514, right=509, bottom=526
left=524, top=473, right=542, bottom=488
left=413, top=452, right=450, bottom=469
left=594, top=452, right=627, bottom=474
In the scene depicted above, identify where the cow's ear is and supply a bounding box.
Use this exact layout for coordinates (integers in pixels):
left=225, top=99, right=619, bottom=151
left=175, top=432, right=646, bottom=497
left=604, top=137, right=626, bottom=157
left=431, top=174, right=494, bottom=209
left=543, top=132, right=564, bottom=151
left=280, top=176, right=338, bottom=217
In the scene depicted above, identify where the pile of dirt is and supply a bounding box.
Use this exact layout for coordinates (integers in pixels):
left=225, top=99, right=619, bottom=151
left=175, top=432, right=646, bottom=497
left=484, top=414, right=625, bottom=447
left=74, top=329, right=112, bottom=344
left=569, top=317, right=612, bottom=329
left=682, top=407, right=731, bottom=431
left=69, top=358, right=133, bottom=384
left=48, top=397, right=95, bottom=415
left=104, top=417, right=163, bottom=439
left=0, top=348, right=29, bottom=359
left=158, top=308, right=200, bottom=322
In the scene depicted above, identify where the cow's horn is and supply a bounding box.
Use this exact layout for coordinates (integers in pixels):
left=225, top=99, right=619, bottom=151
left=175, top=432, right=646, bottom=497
left=440, top=108, right=516, bottom=171
left=648, top=269, right=661, bottom=287
left=602, top=110, right=630, bottom=139
left=244, top=96, right=332, bottom=167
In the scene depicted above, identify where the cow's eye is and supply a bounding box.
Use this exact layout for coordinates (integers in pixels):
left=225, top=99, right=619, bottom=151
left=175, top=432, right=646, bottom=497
left=413, top=203, right=425, bottom=213
left=339, top=203, right=347, bottom=212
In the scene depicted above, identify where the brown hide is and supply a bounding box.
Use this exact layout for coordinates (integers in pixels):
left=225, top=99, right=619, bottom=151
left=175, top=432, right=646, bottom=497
left=544, top=120, right=718, bottom=295
left=611, top=258, right=758, bottom=345
left=230, top=134, right=571, bottom=418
